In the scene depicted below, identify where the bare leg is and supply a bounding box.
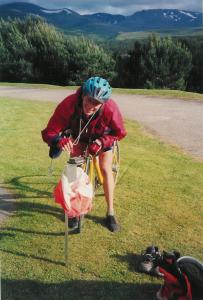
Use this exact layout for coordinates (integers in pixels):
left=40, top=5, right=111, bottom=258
left=98, top=150, right=120, bottom=232
left=99, top=150, right=115, bottom=215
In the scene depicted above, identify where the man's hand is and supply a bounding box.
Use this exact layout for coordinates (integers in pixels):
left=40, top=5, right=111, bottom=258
left=88, top=139, right=102, bottom=156
left=57, top=137, right=73, bottom=153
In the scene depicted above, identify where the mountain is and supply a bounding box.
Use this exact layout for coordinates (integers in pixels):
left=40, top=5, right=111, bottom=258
left=0, top=2, right=202, bottom=38
left=122, top=9, right=202, bottom=30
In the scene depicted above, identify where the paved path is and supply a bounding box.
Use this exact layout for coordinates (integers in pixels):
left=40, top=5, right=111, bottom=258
left=1, top=86, right=203, bottom=224
left=116, top=95, right=203, bottom=161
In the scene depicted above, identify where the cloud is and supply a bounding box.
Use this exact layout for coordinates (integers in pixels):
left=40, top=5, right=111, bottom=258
left=0, top=0, right=202, bottom=15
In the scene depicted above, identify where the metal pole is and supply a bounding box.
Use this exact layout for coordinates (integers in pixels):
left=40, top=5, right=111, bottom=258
left=63, top=158, right=80, bottom=266
left=65, top=213, right=69, bottom=266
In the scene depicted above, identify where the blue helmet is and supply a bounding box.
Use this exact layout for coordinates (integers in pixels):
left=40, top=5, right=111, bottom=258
left=82, top=76, right=112, bottom=103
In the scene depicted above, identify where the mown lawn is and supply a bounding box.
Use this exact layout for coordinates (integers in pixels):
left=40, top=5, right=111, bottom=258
left=0, top=97, right=203, bottom=300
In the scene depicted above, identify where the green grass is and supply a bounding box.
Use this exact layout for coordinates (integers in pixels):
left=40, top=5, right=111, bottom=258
left=116, top=31, right=152, bottom=40
left=60, top=27, right=203, bottom=41
left=115, top=28, right=203, bottom=41
left=0, top=82, right=73, bottom=90
left=113, top=88, right=203, bottom=100
left=0, top=82, right=203, bottom=101
left=0, top=97, right=203, bottom=300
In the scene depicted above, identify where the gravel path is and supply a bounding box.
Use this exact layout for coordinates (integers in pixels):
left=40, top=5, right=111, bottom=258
left=1, top=86, right=203, bottom=224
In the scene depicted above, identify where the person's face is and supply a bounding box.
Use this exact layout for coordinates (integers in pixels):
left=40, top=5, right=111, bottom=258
left=82, top=95, right=102, bottom=116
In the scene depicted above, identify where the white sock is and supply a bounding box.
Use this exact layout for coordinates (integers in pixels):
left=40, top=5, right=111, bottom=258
left=107, top=210, right=114, bottom=216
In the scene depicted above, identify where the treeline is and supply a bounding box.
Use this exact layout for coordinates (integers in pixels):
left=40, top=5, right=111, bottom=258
left=0, top=17, right=115, bottom=85
left=0, top=17, right=202, bottom=92
left=115, top=36, right=202, bottom=92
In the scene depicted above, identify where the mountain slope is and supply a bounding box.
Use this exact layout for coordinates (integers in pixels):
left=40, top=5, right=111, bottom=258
left=125, top=9, right=202, bottom=30
left=0, top=2, right=202, bottom=37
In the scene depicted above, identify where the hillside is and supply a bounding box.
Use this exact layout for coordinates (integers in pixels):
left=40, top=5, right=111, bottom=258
left=0, top=2, right=202, bottom=39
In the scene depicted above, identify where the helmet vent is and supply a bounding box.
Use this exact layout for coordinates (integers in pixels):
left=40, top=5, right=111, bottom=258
left=82, top=76, right=112, bottom=103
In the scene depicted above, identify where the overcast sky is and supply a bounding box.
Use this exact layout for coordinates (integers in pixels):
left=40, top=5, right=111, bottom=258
left=0, top=0, right=202, bottom=15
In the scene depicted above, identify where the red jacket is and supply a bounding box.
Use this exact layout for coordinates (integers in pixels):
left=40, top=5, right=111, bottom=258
left=41, top=89, right=126, bottom=149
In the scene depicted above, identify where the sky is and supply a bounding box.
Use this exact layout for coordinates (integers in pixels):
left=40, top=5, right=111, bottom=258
left=0, top=0, right=202, bottom=15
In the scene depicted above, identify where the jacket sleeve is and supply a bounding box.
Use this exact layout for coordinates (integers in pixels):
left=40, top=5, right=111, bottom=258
left=41, top=97, right=74, bottom=146
left=100, top=101, right=127, bottom=148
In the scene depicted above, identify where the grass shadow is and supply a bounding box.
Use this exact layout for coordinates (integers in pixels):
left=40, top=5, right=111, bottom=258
left=85, top=214, right=106, bottom=228
left=8, top=175, right=56, bottom=198
left=114, top=252, right=144, bottom=273
left=1, top=278, right=161, bottom=300
left=0, top=227, right=64, bottom=237
left=2, top=199, right=65, bottom=223
left=1, top=248, right=64, bottom=266
left=1, top=174, right=66, bottom=223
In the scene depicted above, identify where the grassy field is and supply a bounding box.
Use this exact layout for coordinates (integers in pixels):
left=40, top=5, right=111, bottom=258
left=116, top=27, right=203, bottom=41
left=113, top=88, right=203, bottom=101
left=0, top=82, right=68, bottom=89
left=61, top=27, right=203, bottom=41
left=0, top=97, right=203, bottom=300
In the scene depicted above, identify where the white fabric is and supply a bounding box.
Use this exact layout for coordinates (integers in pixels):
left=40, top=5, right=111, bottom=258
left=61, top=163, right=93, bottom=211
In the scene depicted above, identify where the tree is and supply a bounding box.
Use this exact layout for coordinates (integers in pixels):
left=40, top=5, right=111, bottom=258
left=143, top=35, right=192, bottom=90
left=114, top=35, right=193, bottom=91
left=0, top=17, right=116, bottom=85
left=181, top=37, right=203, bottom=93
left=0, top=18, right=33, bottom=82
left=66, top=36, right=115, bottom=85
